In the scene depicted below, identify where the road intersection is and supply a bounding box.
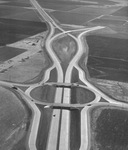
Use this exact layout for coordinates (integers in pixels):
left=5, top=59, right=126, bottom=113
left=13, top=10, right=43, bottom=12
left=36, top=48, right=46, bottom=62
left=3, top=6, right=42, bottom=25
left=0, top=0, right=128, bottom=150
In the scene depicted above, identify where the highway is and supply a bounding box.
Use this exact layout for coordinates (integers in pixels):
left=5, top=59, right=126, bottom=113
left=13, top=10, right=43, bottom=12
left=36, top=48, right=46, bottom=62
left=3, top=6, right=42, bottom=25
left=0, top=0, right=128, bottom=150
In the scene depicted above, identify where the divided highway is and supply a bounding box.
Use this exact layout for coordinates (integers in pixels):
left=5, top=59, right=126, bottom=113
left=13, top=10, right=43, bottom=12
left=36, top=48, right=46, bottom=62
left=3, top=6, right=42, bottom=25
left=0, top=0, right=128, bottom=150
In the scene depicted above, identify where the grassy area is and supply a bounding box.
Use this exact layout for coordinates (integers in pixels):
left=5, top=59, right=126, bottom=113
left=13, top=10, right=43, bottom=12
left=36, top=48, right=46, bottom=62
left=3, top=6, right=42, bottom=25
left=52, top=35, right=76, bottom=62
left=0, top=86, right=28, bottom=149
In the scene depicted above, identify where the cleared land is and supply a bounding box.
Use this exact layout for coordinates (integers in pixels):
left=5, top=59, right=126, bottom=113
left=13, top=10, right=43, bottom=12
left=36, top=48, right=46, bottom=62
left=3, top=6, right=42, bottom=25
left=0, top=86, right=29, bottom=149
left=88, top=18, right=126, bottom=26
left=37, top=0, right=117, bottom=6
left=30, top=85, right=56, bottom=103
left=52, top=35, right=77, bottom=63
left=0, top=47, right=26, bottom=63
left=90, top=106, right=128, bottom=150
left=71, top=87, right=95, bottom=104
left=50, top=11, right=101, bottom=25
left=0, top=18, right=47, bottom=46
left=0, top=1, right=32, bottom=7
left=69, top=6, right=120, bottom=15
left=0, top=5, right=42, bottom=22
left=112, top=6, right=128, bottom=17
left=86, top=34, right=128, bottom=82
left=37, top=1, right=81, bottom=11
left=91, top=78, right=128, bottom=102
left=0, top=52, right=50, bottom=83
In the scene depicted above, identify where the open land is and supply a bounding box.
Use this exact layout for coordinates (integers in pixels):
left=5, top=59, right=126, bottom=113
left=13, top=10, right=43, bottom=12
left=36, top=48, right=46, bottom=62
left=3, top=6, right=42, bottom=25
left=0, top=18, right=47, bottom=46
left=52, top=35, right=77, bottom=63
left=0, top=0, right=128, bottom=149
left=0, top=47, right=26, bottom=63
left=0, top=51, right=50, bottom=83
left=0, top=86, right=30, bottom=150
left=0, top=5, right=43, bottom=22
left=0, top=1, right=32, bottom=7
left=71, top=87, right=95, bottom=104
left=30, top=85, right=56, bottom=103
left=91, top=78, right=128, bottom=102
left=111, top=6, right=128, bottom=17
left=86, top=34, right=128, bottom=82
left=37, top=0, right=118, bottom=7
left=90, top=106, right=128, bottom=150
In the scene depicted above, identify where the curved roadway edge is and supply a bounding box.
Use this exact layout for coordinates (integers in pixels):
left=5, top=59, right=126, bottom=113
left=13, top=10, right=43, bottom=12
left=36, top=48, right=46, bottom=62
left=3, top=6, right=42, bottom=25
left=80, top=106, right=90, bottom=150
left=16, top=88, right=41, bottom=150
left=0, top=0, right=127, bottom=150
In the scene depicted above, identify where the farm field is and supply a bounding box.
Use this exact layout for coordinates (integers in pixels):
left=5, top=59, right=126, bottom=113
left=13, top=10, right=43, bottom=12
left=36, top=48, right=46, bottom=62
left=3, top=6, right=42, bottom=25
left=86, top=34, right=128, bottom=82
left=0, top=47, right=26, bottom=63
left=36, top=1, right=81, bottom=11
left=50, top=11, right=102, bottom=25
left=0, top=4, right=47, bottom=46
left=37, top=0, right=117, bottom=6
left=0, top=18, right=47, bottom=45
left=90, top=106, right=128, bottom=150
left=0, top=1, right=31, bottom=7
left=112, top=6, right=128, bottom=17
left=48, top=2, right=126, bottom=25
left=87, top=18, right=126, bottom=26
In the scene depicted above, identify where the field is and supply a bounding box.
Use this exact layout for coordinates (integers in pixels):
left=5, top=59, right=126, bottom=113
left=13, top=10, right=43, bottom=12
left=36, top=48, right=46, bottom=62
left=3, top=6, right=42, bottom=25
left=88, top=18, right=126, bottom=26
left=0, top=1, right=31, bottom=7
left=0, top=86, right=29, bottom=149
left=30, top=85, right=56, bottom=103
left=69, top=6, right=120, bottom=15
left=0, top=5, right=47, bottom=46
left=71, top=87, right=95, bottom=104
left=91, top=78, right=128, bottom=102
left=52, top=35, right=77, bottom=63
left=50, top=4, right=122, bottom=25
left=86, top=34, right=128, bottom=82
left=90, top=106, right=128, bottom=150
left=112, top=6, right=128, bottom=17
left=37, top=0, right=117, bottom=6
left=0, top=18, right=47, bottom=46
left=0, top=4, right=44, bottom=22
left=37, top=1, right=81, bottom=11
left=0, top=52, right=50, bottom=83
left=0, top=47, right=26, bottom=63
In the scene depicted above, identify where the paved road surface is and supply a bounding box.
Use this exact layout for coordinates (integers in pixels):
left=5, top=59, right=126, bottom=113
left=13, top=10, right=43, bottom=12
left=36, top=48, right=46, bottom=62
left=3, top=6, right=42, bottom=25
left=0, top=0, right=128, bottom=150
